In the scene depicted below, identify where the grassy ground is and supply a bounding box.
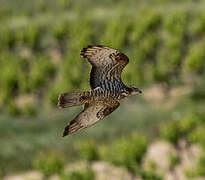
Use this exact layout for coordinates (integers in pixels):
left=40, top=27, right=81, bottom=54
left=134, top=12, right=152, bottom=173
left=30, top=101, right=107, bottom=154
left=1, top=87, right=204, bottom=175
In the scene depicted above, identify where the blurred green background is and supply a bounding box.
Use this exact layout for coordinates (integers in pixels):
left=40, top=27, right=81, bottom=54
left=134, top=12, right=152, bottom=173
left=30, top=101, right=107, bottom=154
left=0, top=0, right=205, bottom=179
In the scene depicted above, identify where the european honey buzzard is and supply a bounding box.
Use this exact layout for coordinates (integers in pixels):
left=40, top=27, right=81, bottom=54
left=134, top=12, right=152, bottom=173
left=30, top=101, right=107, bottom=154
left=58, top=45, right=142, bottom=137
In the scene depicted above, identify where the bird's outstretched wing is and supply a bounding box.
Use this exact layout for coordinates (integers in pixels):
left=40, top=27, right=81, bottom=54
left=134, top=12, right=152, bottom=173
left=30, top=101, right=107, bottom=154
left=62, top=100, right=120, bottom=136
left=80, top=45, right=129, bottom=89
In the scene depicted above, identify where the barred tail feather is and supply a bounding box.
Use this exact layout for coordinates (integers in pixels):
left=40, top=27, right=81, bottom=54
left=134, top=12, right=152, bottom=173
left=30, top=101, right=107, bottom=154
left=58, top=92, right=87, bottom=108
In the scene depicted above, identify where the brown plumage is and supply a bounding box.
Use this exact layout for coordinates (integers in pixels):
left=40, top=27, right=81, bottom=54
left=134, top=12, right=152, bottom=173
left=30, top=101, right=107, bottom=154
left=58, top=45, right=142, bottom=137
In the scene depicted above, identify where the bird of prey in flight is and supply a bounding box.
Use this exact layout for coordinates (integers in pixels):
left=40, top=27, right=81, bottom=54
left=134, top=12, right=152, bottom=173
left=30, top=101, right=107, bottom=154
left=58, top=45, right=142, bottom=137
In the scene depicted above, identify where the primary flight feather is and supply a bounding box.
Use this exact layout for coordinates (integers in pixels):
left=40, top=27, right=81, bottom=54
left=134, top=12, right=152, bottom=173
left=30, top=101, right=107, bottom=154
left=58, top=45, right=142, bottom=137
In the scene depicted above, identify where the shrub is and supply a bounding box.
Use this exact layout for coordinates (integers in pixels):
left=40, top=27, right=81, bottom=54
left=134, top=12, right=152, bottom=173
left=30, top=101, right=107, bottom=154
left=46, top=86, right=61, bottom=107
left=61, top=167, right=95, bottom=180
left=59, top=0, right=71, bottom=9
left=4, top=27, right=17, bottom=49
left=76, top=140, right=99, bottom=162
left=140, top=170, right=163, bottom=180
left=7, top=102, right=21, bottom=117
left=164, top=11, right=188, bottom=37
left=140, top=159, right=163, bottom=180
left=190, top=79, right=205, bottom=101
left=132, top=10, right=161, bottom=43
left=52, top=20, right=69, bottom=42
left=169, top=152, right=180, bottom=169
left=160, top=120, right=182, bottom=145
left=192, top=12, right=205, bottom=36
left=184, top=41, right=205, bottom=74
left=33, top=152, right=65, bottom=177
left=100, top=16, right=131, bottom=49
left=139, top=33, right=160, bottom=60
left=23, top=24, right=42, bottom=50
left=178, top=113, right=199, bottom=136
left=21, top=103, right=37, bottom=117
left=100, top=133, right=147, bottom=173
left=185, top=152, right=205, bottom=178
left=67, top=18, right=92, bottom=50
left=188, top=126, right=205, bottom=146
left=30, top=57, right=56, bottom=91
left=0, top=56, right=20, bottom=100
left=195, top=153, right=205, bottom=176
left=165, top=37, right=182, bottom=67
left=161, top=112, right=205, bottom=145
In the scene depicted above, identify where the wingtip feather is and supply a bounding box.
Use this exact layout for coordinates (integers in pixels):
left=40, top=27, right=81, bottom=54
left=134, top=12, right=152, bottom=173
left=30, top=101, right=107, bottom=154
left=80, top=45, right=105, bottom=58
left=58, top=94, right=65, bottom=109
left=62, top=122, right=84, bottom=137
left=62, top=126, right=69, bottom=137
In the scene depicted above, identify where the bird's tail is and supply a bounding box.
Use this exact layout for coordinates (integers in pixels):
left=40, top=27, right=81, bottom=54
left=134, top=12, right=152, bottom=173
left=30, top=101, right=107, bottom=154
left=58, top=92, right=90, bottom=108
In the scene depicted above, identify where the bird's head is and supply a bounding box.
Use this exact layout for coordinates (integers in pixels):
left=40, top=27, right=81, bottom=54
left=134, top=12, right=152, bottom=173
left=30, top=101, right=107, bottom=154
left=128, top=86, right=142, bottom=96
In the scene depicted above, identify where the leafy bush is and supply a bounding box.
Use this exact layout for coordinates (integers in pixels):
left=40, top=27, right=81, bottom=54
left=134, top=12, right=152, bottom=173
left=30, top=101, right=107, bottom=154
left=7, top=102, right=21, bottom=117
left=164, top=11, right=188, bottom=37
left=184, top=41, right=205, bottom=73
left=189, top=79, right=205, bottom=101
left=188, top=126, right=205, bottom=146
left=0, top=57, right=19, bottom=101
left=168, top=152, right=180, bottom=169
left=23, top=24, right=42, bottom=50
left=132, top=10, right=161, bottom=43
left=139, top=158, right=163, bottom=179
left=46, top=86, right=62, bottom=106
left=185, top=152, right=205, bottom=178
left=194, top=153, right=205, bottom=177
left=140, top=170, right=163, bottom=180
left=160, top=120, right=182, bottom=145
left=192, top=12, right=205, bottom=36
left=52, top=20, right=69, bottom=42
left=21, top=103, right=37, bottom=117
left=33, top=152, right=65, bottom=177
left=30, top=57, right=56, bottom=91
left=60, top=168, right=95, bottom=180
left=76, top=140, right=99, bottom=162
left=100, top=133, right=147, bottom=173
left=100, top=16, right=131, bottom=49
left=161, top=111, right=205, bottom=145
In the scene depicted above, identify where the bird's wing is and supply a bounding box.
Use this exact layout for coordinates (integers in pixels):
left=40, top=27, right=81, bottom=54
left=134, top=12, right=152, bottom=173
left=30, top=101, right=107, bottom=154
left=80, top=45, right=129, bottom=89
left=62, top=100, right=120, bottom=136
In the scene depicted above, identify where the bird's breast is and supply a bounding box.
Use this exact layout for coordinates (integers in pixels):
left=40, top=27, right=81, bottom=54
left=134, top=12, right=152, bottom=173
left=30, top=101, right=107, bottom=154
left=99, top=79, right=127, bottom=100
